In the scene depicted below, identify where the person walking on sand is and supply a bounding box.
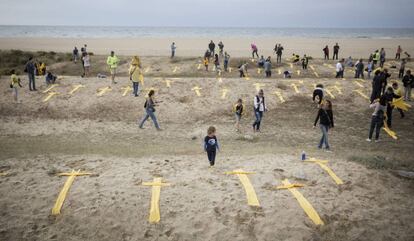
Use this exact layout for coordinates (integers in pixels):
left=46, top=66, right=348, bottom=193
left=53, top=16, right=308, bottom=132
left=355, top=59, right=364, bottom=79
left=106, top=51, right=120, bottom=84
left=252, top=89, right=267, bottom=132
left=264, top=57, right=272, bottom=77
left=171, top=42, right=176, bottom=58
left=313, top=101, right=333, bottom=151
left=335, top=59, right=344, bottom=78
left=395, top=45, right=402, bottom=60
left=129, top=56, right=142, bottom=97
left=251, top=43, right=259, bottom=58
left=24, top=57, right=36, bottom=91
left=10, top=69, right=22, bottom=103
left=208, top=40, right=216, bottom=57
left=233, top=99, right=244, bottom=132
left=323, top=45, right=329, bottom=60
left=276, top=44, right=284, bottom=63
left=402, top=70, right=413, bottom=101
left=333, top=43, right=340, bottom=60
left=224, top=52, right=230, bottom=72
left=218, top=41, right=224, bottom=56
left=239, top=62, right=248, bottom=77
left=73, top=47, right=79, bottom=63
left=366, top=96, right=386, bottom=142
left=399, top=59, right=406, bottom=79
left=379, top=48, right=386, bottom=68
left=204, top=126, right=220, bottom=167
left=82, top=52, right=91, bottom=77
left=139, top=90, right=161, bottom=130
left=301, top=54, right=309, bottom=70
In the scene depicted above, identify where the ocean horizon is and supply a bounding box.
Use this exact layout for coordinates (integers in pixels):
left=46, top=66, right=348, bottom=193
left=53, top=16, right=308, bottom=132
left=1, top=25, right=414, bottom=39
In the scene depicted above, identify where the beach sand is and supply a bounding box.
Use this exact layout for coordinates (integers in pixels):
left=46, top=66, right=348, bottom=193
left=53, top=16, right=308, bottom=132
left=1, top=57, right=414, bottom=241
left=1, top=37, right=414, bottom=58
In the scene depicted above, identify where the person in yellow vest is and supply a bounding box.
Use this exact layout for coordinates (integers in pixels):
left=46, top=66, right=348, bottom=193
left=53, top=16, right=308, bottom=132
left=372, top=50, right=380, bottom=67
left=129, top=56, right=142, bottom=97
left=9, top=69, right=22, bottom=103
left=106, top=51, right=120, bottom=84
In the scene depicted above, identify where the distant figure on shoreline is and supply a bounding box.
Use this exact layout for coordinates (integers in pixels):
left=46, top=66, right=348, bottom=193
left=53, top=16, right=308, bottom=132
left=251, top=43, right=259, bottom=58
left=106, top=51, right=120, bottom=84
left=323, top=45, right=329, bottom=60
left=171, top=42, right=176, bottom=58
left=72, top=47, right=79, bottom=63
left=333, top=43, right=340, bottom=60
left=209, top=40, right=215, bottom=56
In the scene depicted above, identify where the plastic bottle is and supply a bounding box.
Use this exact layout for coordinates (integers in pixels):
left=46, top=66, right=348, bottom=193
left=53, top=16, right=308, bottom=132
left=301, top=151, right=306, bottom=161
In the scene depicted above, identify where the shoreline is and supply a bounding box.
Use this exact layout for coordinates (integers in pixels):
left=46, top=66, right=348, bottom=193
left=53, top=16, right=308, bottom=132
left=1, top=37, right=413, bottom=58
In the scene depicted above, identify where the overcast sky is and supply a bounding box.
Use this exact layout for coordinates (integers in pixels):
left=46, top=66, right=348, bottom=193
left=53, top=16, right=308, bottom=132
left=0, top=0, right=413, bottom=28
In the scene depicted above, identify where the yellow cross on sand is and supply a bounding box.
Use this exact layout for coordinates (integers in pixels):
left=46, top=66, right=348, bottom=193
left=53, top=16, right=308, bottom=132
left=225, top=169, right=260, bottom=207
left=383, top=116, right=398, bottom=140
left=142, top=177, right=170, bottom=223
left=192, top=86, right=202, bottom=96
left=392, top=97, right=411, bottom=111
left=353, top=81, right=364, bottom=88
left=197, top=63, right=202, bottom=70
left=278, top=69, right=282, bottom=75
left=144, top=66, right=150, bottom=73
left=42, top=84, right=59, bottom=93
left=313, top=71, right=319, bottom=78
left=229, top=67, right=232, bottom=73
left=297, top=70, right=301, bottom=76
left=275, top=179, right=324, bottom=225
left=43, top=92, right=59, bottom=102
left=164, top=79, right=173, bottom=88
left=333, top=85, right=342, bottom=95
left=274, top=91, right=286, bottom=103
left=353, top=90, right=369, bottom=100
left=69, top=84, right=85, bottom=95
left=310, top=65, right=316, bottom=71
left=304, top=158, right=343, bottom=185
left=97, top=86, right=112, bottom=96
left=52, top=169, right=92, bottom=215
left=217, top=77, right=223, bottom=83
left=121, top=86, right=133, bottom=96
left=172, top=66, right=179, bottom=73
left=291, top=83, right=300, bottom=94
left=325, top=89, right=336, bottom=99
left=257, top=68, right=262, bottom=74
left=253, top=83, right=266, bottom=92
left=221, top=88, right=229, bottom=99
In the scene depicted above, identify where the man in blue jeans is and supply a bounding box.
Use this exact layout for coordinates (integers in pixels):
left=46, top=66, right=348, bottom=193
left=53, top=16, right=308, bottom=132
left=25, top=57, right=36, bottom=91
left=252, top=89, right=267, bottom=132
left=139, top=90, right=161, bottom=130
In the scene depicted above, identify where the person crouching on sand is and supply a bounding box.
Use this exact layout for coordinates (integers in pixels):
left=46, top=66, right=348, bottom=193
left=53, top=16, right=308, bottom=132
left=139, top=90, right=161, bottom=131
left=106, top=51, right=120, bottom=84
left=204, top=126, right=219, bottom=167
left=239, top=63, right=248, bottom=77
left=233, top=98, right=244, bottom=132
left=10, top=69, right=22, bottom=103
left=313, top=100, right=334, bottom=151
left=129, top=56, right=142, bottom=97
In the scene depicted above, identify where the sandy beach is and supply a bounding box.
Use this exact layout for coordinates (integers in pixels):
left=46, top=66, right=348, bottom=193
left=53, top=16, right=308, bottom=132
left=1, top=37, right=414, bottom=58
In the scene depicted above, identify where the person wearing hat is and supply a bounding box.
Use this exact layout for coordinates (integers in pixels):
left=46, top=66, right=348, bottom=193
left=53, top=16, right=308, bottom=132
left=129, top=56, right=142, bottom=97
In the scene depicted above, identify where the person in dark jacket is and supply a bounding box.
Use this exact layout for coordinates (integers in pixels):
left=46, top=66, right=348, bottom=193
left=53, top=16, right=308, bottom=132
left=323, top=45, right=329, bottom=60
left=138, top=90, right=161, bottom=130
left=25, top=57, right=37, bottom=91
left=204, top=126, right=219, bottom=167
left=208, top=40, right=215, bottom=57
left=333, top=43, right=340, bottom=60
left=370, top=70, right=383, bottom=103
left=313, top=101, right=333, bottom=150
left=380, top=68, right=391, bottom=94
left=383, top=87, right=399, bottom=128
left=354, top=59, right=364, bottom=79
left=402, top=70, right=413, bottom=101
left=312, top=84, right=324, bottom=104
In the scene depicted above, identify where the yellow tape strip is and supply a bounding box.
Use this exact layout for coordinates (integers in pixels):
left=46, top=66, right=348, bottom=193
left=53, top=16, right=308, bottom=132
left=197, top=64, right=201, bottom=70
left=291, top=84, right=300, bottom=94
left=221, top=88, right=228, bottom=99
left=144, top=67, right=150, bottom=73
left=313, top=71, right=319, bottom=77
left=97, top=87, right=112, bottom=96
left=274, top=91, right=286, bottom=103
left=333, top=85, right=342, bottom=94
left=52, top=169, right=91, bottom=215
left=280, top=179, right=324, bottom=225
left=142, top=177, right=170, bottom=223
left=43, top=92, right=59, bottom=102
left=121, top=86, right=133, bottom=96
left=278, top=69, right=282, bottom=75
left=325, top=89, right=335, bottom=99
left=172, top=66, right=178, bottom=73
left=317, top=163, right=344, bottom=185
left=192, top=86, right=202, bottom=96
left=69, top=84, right=85, bottom=95
left=310, top=65, right=315, bottom=71
left=226, top=169, right=260, bottom=206
left=0, top=172, right=8, bottom=176
left=353, top=90, right=369, bottom=100
left=297, top=70, right=301, bottom=76
left=43, top=84, right=58, bottom=93
left=253, top=83, right=266, bottom=92
left=353, top=81, right=364, bottom=88
left=392, top=97, right=411, bottom=111
left=383, top=123, right=398, bottom=140
left=165, top=79, right=172, bottom=88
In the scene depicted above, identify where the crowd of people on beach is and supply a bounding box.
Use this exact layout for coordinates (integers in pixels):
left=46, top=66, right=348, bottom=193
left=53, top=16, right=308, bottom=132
left=7, top=40, right=413, bottom=166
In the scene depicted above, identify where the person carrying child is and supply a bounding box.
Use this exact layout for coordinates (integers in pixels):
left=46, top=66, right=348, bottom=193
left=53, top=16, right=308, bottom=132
left=204, top=126, right=219, bottom=167
left=10, top=69, right=22, bottom=103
